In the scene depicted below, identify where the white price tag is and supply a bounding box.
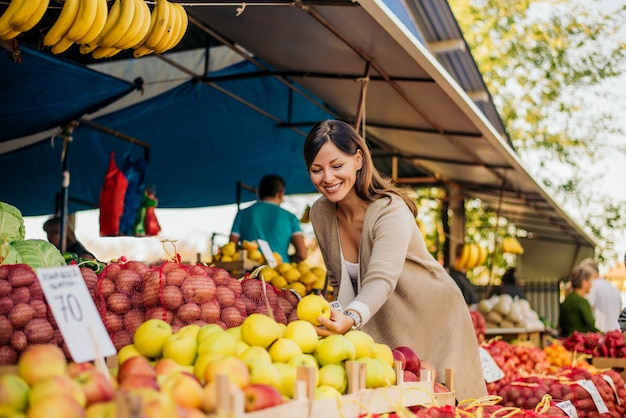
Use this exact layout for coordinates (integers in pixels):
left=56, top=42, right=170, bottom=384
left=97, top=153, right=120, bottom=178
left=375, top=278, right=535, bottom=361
left=478, top=347, right=505, bottom=383
left=330, top=301, right=343, bottom=312
left=602, top=374, right=621, bottom=405
left=36, top=265, right=116, bottom=363
left=555, top=400, right=579, bottom=418
left=257, top=239, right=277, bottom=268
left=577, top=379, right=609, bottom=414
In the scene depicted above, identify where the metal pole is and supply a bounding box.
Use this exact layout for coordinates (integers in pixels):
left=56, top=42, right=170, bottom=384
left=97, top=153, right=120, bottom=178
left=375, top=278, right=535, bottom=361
left=59, top=123, right=76, bottom=253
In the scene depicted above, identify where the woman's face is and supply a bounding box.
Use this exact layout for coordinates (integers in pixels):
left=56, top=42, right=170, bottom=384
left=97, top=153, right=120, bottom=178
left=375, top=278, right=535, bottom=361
left=308, top=141, right=362, bottom=203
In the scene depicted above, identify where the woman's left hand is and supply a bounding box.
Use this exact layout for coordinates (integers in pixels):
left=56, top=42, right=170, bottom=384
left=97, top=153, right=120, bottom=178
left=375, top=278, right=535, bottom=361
left=315, top=308, right=354, bottom=337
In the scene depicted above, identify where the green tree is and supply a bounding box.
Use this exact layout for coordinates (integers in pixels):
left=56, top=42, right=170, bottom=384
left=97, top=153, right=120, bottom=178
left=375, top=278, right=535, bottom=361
left=448, top=0, right=626, bottom=263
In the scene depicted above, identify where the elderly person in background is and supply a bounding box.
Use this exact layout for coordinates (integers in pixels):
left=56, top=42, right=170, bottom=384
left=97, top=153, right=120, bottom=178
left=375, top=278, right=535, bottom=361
left=580, top=257, right=622, bottom=332
left=559, top=264, right=599, bottom=337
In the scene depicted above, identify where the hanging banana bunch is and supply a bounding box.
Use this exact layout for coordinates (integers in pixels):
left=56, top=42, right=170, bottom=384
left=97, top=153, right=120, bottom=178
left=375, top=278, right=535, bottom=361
left=457, top=242, right=489, bottom=270
left=501, top=236, right=524, bottom=255
left=0, top=0, right=51, bottom=40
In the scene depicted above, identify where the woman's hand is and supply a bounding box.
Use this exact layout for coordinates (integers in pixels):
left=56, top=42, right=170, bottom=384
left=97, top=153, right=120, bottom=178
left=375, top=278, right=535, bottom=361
left=315, top=308, right=355, bottom=337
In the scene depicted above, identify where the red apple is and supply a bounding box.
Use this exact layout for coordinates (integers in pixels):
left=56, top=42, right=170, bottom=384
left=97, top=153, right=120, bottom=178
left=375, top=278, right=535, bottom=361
left=160, top=371, right=204, bottom=409
left=391, top=349, right=406, bottom=370
left=26, top=394, right=85, bottom=418
left=29, top=374, right=87, bottom=407
left=403, top=370, right=419, bottom=382
left=154, top=358, right=187, bottom=379
left=242, top=383, right=284, bottom=412
left=74, top=369, right=116, bottom=406
left=118, top=374, right=159, bottom=391
left=117, top=355, right=157, bottom=382
left=17, top=344, right=68, bottom=386
left=68, top=361, right=96, bottom=377
left=394, top=346, right=421, bottom=375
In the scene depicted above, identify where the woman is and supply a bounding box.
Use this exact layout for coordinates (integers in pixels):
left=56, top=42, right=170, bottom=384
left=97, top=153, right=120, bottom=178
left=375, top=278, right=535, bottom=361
left=559, top=265, right=599, bottom=337
left=303, top=119, right=487, bottom=401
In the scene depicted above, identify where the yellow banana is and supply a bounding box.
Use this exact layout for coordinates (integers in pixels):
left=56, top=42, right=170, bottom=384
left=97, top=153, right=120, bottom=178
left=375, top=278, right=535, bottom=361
left=153, top=0, right=177, bottom=53
left=75, top=0, right=107, bottom=44
left=142, top=0, right=169, bottom=50
left=43, top=0, right=80, bottom=46
left=115, top=0, right=148, bottom=49
left=9, top=0, right=40, bottom=29
left=0, top=0, right=28, bottom=37
left=476, top=245, right=488, bottom=267
left=82, top=0, right=119, bottom=51
left=0, top=28, right=20, bottom=40
left=92, top=44, right=120, bottom=58
left=132, top=0, right=156, bottom=50
left=457, top=243, right=470, bottom=270
left=66, top=0, right=99, bottom=41
left=132, top=44, right=153, bottom=58
left=14, top=0, right=50, bottom=32
left=50, top=36, right=74, bottom=54
left=169, top=2, right=187, bottom=50
left=158, top=1, right=186, bottom=53
left=99, top=0, right=134, bottom=47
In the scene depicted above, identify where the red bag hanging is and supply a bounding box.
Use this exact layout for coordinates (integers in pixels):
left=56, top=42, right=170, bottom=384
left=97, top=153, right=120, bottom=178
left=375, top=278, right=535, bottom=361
left=99, top=152, right=129, bottom=236
left=144, top=190, right=161, bottom=236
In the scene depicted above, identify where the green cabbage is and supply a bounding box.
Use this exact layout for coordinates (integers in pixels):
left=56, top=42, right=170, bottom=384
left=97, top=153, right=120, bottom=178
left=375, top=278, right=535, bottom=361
left=0, top=242, right=22, bottom=264
left=0, top=202, right=25, bottom=242
left=10, top=239, right=65, bottom=269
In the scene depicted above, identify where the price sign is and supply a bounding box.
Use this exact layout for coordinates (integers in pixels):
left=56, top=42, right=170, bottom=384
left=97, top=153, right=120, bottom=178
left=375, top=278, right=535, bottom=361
left=330, top=301, right=344, bottom=312
left=478, top=347, right=505, bottom=383
left=257, top=239, right=277, bottom=268
left=602, top=375, right=621, bottom=405
left=36, top=265, right=116, bottom=363
left=577, top=379, right=609, bottom=413
left=555, top=400, right=579, bottom=418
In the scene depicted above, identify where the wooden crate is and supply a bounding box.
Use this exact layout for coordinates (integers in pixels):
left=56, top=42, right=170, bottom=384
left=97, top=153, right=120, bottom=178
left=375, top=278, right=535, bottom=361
left=212, top=250, right=260, bottom=276
left=591, top=357, right=626, bottom=381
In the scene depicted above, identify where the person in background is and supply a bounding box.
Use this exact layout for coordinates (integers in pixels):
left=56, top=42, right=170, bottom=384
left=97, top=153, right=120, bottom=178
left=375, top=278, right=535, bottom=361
left=302, top=119, right=487, bottom=401
left=490, top=267, right=526, bottom=300
left=43, top=216, right=96, bottom=260
left=447, top=243, right=479, bottom=306
left=580, top=257, right=623, bottom=332
left=230, top=174, right=308, bottom=263
left=559, top=264, right=599, bottom=337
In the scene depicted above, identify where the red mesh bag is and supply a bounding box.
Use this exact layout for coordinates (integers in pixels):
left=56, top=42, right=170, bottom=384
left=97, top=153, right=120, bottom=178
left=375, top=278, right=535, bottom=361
left=99, top=152, right=129, bottom=236
left=239, top=275, right=299, bottom=325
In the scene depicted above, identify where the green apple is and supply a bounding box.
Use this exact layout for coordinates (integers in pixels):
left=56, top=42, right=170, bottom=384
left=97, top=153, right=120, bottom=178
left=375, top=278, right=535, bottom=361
left=0, top=374, right=30, bottom=412
left=318, top=363, right=347, bottom=394
left=133, top=318, right=173, bottom=358
left=247, top=358, right=281, bottom=388
left=241, top=313, right=281, bottom=348
left=268, top=338, right=303, bottom=363
left=296, top=294, right=331, bottom=326
left=314, top=385, right=343, bottom=400
left=273, top=362, right=297, bottom=398
left=375, top=357, right=396, bottom=386
left=226, top=325, right=243, bottom=341
left=355, top=357, right=385, bottom=388
left=193, top=352, right=226, bottom=383
left=284, top=320, right=319, bottom=353
left=196, top=324, right=226, bottom=343
left=287, top=353, right=319, bottom=386
left=314, top=334, right=356, bottom=366
left=197, top=329, right=237, bottom=356
left=162, top=333, right=198, bottom=366
left=344, top=330, right=375, bottom=358
left=238, top=345, right=272, bottom=366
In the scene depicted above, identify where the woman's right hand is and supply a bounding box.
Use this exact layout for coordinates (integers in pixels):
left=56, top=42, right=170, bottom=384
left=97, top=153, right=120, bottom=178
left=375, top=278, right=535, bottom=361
left=315, top=308, right=354, bottom=337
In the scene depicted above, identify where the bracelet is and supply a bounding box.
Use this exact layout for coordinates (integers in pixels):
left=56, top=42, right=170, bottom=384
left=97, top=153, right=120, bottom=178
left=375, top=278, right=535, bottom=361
left=343, top=310, right=362, bottom=330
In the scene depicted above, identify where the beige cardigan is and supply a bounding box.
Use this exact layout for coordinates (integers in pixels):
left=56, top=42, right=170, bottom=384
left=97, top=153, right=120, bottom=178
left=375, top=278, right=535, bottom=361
left=310, top=195, right=487, bottom=401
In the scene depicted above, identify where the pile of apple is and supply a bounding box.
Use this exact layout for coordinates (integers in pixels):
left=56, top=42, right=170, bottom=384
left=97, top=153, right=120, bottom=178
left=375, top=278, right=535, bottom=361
left=257, top=261, right=328, bottom=298
left=91, top=260, right=300, bottom=351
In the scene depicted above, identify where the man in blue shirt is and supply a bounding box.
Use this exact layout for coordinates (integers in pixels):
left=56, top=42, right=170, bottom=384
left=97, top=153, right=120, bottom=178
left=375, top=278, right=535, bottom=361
left=230, top=175, right=308, bottom=263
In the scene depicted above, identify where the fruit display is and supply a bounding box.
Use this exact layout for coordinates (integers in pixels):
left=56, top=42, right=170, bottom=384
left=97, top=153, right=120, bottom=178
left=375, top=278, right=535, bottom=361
left=477, top=293, right=544, bottom=330
left=455, top=242, right=488, bottom=270
left=0, top=0, right=50, bottom=41
left=501, top=236, right=524, bottom=254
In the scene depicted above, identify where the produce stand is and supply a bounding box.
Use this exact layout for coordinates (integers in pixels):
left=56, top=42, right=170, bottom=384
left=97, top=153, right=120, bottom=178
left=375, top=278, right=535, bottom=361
left=591, top=356, right=626, bottom=382
left=485, top=325, right=546, bottom=347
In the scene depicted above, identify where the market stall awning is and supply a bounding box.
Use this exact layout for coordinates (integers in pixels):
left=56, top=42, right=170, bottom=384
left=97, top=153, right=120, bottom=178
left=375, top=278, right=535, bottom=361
left=0, top=0, right=595, bottom=254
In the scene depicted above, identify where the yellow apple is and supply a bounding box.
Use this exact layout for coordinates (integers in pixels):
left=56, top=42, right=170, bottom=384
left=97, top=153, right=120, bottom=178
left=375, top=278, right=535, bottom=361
left=85, top=400, right=116, bottom=418
left=0, top=374, right=30, bottom=412
left=268, top=338, right=303, bottom=363
left=371, top=342, right=394, bottom=367
left=355, top=357, right=385, bottom=388
left=314, top=334, right=356, bottom=366
left=318, top=363, right=347, bottom=394
left=237, top=345, right=272, bottom=366
left=284, top=320, right=319, bottom=353
left=196, top=324, right=226, bottom=343
left=133, top=319, right=173, bottom=358
left=344, top=330, right=375, bottom=358
left=197, top=329, right=237, bottom=356
left=29, top=374, right=87, bottom=407
left=287, top=353, right=319, bottom=386
left=235, top=340, right=250, bottom=356
left=204, top=355, right=250, bottom=389
left=296, top=294, right=331, bottom=326
left=375, top=357, right=397, bottom=386
left=247, top=358, right=281, bottom=388
left=277, top=322, right=287, bottom=337
left=162, top=332, right=197, bottom=366
left=240, top=313, right=281, bottom=348
left=226, top=325, right=243, bottom=340
left=193, top=352, right=225, bottom=383
left=314, top=385, right=343, bottom=400
left=26, top=394, right=85, bottom=418
left=17, top=344, right=68, bottom=386
left=117, top=344, right=143, bottom=365
left=273, top=362, right=297, bottom=398
left=160, top=371, right=204, bottom=409
left=177, top=324, right=201, bottom=340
